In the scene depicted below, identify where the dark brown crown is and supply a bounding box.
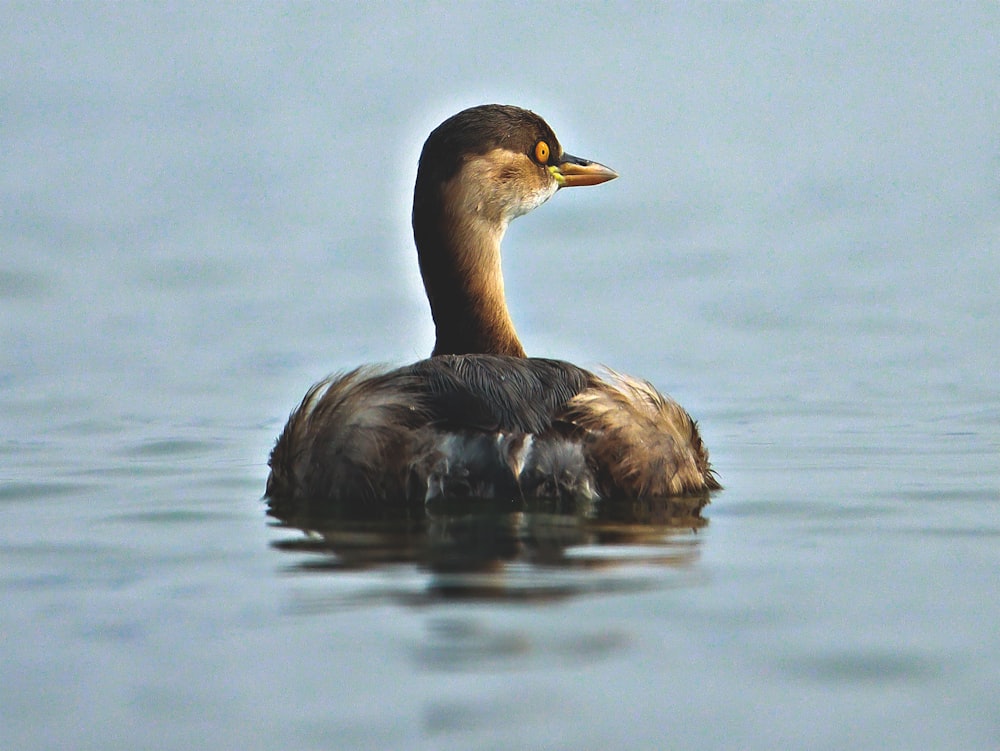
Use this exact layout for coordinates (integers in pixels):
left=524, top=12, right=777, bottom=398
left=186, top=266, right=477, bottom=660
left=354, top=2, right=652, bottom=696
left=414, top=104, right=562, bottom=187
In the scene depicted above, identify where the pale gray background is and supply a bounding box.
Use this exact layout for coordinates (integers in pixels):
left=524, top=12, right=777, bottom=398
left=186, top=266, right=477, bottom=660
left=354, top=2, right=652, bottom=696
left=2, top=4, right=997, bottom=749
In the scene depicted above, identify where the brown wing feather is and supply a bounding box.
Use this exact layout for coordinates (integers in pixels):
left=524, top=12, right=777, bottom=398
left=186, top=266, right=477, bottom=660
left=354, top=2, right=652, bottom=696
left=266, top=366, right=433, bottom=516
left=561, top=371, right=720, bottom=498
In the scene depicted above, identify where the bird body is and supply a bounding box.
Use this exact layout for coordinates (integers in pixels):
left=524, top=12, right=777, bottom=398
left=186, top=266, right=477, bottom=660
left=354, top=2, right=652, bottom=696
left=266, top=105, right=719, bottom=513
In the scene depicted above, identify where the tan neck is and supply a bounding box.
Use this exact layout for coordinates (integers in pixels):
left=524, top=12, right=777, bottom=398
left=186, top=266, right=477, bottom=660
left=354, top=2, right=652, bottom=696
left=413, top=174, right=526, bottom=358
left=415, top=214, right=525, bottom=357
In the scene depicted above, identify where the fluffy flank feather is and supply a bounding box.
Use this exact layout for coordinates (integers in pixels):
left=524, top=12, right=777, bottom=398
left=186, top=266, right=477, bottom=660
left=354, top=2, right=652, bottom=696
left=562, top=372, right=719, bottom=498
left=267, top=366, right=432, bottom=515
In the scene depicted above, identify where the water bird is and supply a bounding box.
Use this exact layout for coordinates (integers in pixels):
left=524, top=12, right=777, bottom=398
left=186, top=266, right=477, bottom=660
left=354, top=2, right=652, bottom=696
left=266, top=104, right=719, bottom=514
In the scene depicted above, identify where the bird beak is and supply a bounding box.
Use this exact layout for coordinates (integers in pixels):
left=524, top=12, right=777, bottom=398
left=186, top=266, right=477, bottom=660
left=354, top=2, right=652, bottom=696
left=551, top=152, right=618, bottom=188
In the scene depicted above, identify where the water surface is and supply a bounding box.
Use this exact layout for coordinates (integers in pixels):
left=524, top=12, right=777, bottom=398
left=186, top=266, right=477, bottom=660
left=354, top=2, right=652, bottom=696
left=2, top=5, right=998, bottom=750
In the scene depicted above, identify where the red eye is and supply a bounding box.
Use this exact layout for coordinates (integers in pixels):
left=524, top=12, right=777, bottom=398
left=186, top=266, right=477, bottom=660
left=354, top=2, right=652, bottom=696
left=534, top=141, right=550, bottom=164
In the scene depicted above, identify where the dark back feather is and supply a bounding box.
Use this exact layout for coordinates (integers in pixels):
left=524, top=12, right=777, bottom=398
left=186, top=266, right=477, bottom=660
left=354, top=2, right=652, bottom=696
left=402, top=355, right=590, bottom=433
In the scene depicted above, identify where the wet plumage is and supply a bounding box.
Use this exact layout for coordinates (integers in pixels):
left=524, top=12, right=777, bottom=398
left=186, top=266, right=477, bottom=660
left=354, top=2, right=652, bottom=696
left=266, top=105, right=719, bottom=514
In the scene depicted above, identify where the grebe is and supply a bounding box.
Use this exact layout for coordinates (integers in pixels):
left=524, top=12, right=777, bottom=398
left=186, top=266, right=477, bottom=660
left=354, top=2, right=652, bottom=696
left=266, top=104, right=719, bottom=513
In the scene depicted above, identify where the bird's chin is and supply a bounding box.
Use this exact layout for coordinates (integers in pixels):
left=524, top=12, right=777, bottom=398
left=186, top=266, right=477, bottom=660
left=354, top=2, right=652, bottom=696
left=508, top=181, right=560, bottom=219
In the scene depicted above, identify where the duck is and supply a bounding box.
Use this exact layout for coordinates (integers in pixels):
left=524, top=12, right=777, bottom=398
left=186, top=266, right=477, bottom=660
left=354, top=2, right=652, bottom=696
left=266, top=104, right=719, bottom=514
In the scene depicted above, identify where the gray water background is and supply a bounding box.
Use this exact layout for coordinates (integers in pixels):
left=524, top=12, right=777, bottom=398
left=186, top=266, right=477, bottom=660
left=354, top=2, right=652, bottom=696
left=2, top=4, right=998, bottom=749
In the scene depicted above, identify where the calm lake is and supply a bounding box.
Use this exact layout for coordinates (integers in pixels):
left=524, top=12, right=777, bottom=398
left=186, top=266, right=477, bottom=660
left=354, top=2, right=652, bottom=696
left=2, top=5, right=998, bottom=750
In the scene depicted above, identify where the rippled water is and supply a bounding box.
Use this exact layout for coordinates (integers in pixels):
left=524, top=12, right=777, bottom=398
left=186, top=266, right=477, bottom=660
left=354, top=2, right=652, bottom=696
left=3, top=5, right=998, bottom=750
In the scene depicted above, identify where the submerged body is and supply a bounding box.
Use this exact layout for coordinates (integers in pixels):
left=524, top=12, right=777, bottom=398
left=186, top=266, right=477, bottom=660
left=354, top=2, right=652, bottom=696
left=267, top=105, right=719, bottom=513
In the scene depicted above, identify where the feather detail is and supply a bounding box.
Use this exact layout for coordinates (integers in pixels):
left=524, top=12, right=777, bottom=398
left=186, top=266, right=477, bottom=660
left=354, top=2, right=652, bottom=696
left=561, top=371, right=720, bottom=498
left=267, top=366, right=431, bottom=515
left=267, top=357, right=718, bottom=516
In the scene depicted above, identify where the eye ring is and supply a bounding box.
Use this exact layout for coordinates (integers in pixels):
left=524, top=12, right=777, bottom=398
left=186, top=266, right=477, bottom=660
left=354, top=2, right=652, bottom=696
left=534, top=140, right=550, bottom=164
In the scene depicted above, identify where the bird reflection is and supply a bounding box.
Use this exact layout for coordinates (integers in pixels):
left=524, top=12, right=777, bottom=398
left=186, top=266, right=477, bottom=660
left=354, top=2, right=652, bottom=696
left=268, top=494, right=708, bottom=604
